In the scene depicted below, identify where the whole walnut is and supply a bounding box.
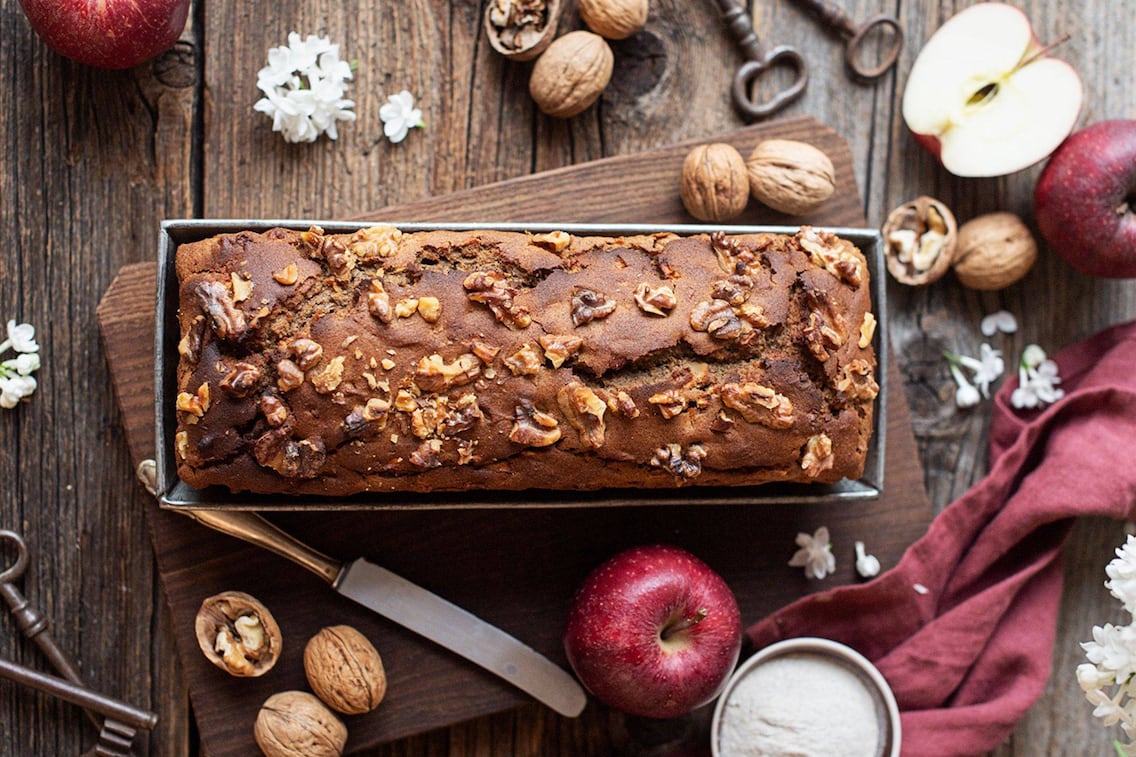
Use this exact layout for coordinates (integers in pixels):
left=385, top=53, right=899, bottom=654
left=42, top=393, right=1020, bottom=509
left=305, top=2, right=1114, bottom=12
left=746, top=139, right=836, bottom=215
left=952, top=212, right=1037, bottom=290
left=304, top=625, right=387, bottom=715
left=680, top=143, right=750, bottom=222
left=254, top=691, right=347, bottom=757
left=529, top=30, right=613, bottom=118
left=579, top=0, right=648, bottom=40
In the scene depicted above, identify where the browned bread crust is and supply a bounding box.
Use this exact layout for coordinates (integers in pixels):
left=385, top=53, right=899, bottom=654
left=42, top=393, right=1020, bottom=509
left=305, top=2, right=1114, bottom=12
left=172, top=225, right=877, bottom=495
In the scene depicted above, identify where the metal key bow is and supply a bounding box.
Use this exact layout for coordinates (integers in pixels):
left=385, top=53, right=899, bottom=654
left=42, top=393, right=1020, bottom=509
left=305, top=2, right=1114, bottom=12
left=713, top=0, right=808, bottom=121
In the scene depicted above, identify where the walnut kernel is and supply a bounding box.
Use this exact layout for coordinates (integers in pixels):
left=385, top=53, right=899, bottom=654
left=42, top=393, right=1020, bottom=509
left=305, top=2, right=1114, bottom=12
left=310, top=356, right=346, bottom=394
left=273, top=263, right=300, bottom=286
left=509, top=401, right=561, bottom=447
left=720, top=382, right=794, bottom=428
left=571, top=287, right=617, bottom=326
left=538, top=334, right=583, bottom=368
left=650, top=443, right=706, bottom=479
left=882, top=196, right=958, bottom=285
left=557, top=383, right=607, bottom=449
left=220, top=362, right=262, bottom=397
left=414, top=353, right=481, bottom=391
left=801, top=433, right=835, bottom=478
left=633, top=283, right=677, bottom=316
left=194, top=591, right=282, bottom=678
left=464, top=271, right=531, bottom=328
left=276, top=359, right=304, bottom=392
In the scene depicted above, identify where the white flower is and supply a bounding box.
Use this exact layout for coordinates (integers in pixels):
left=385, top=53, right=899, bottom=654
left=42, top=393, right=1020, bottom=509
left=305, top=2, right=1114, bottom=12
left=1078, top=662, right=1116, bottom=691
left=379, top=90, right=424, bottom=144
left=788, top=526, right=836, bottom=580
left=956, top=343, right=1005, bottom=398
left=0, top=374, right=36, bottom=408
left=1083, top=623, right=1136, bottom=684
left=980, top=310, right=1019, bottom=336
left=1108, top=535, right=1136, bottom=617
left=2, top=353, right=40, bottom=376
left=949, top=362, right=981, bottom=408
left=0, top=320, right=38, bottom=354
left=1011, top=345, right=1065, bottom=410
left=854, top=541, right=880, bottom=578
left=254, top=32, right=356, bottom=143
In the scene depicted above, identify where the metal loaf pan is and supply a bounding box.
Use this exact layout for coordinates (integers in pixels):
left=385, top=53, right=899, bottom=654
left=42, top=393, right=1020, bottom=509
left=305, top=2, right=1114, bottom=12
left=154, top=221, right=887, bottom=510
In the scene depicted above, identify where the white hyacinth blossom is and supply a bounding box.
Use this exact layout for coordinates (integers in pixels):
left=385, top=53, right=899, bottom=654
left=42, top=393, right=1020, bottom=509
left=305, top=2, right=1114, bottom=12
left=0, top=320, right=41, bottom=408
left=379, top=90, right=425, bottom=144
left=788, top=526, right=836, bottom=580
left=254, top=32, right=356, bottom=143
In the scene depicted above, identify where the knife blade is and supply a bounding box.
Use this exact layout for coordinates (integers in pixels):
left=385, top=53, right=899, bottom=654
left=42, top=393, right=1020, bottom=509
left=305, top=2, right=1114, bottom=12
left=335, top=558, right=586, bottom=718
left=148, top=494, right=587, bottom=718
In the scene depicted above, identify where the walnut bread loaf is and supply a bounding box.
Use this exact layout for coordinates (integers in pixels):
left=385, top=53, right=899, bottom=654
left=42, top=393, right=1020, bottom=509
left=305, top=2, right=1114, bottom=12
left=173, top=225, right=878, bottom=495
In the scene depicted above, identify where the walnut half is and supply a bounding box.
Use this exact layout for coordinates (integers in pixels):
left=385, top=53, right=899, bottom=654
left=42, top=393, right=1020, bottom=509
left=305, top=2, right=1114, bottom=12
left=195, top=591, right=282, bottom=677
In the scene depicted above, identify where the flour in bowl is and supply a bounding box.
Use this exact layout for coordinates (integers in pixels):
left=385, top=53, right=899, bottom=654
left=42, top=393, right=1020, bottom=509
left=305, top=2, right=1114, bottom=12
left=717, top=652, right=881, bottom=757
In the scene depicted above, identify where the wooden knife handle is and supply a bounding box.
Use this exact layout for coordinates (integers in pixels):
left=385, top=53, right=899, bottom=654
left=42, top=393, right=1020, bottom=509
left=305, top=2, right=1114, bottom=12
left=180, top=509, right=343, bottom=585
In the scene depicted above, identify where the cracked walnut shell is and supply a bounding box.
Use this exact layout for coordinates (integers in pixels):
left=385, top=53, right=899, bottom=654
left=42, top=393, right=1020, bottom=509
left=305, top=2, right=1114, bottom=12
left=680, top=143, right=749, bottom=223
left=195, top=591, right=282, bottom=677
left=304, top=625, right=387, bottom=715
left=746, top=139, right=836, bottom=216
left=485, top=0, right=561, bottom=61
left=254, top=691, right=347, bottom=757
left=529, top=31, right=613, bottom=118
left=882, top=196, right=957, bottom=286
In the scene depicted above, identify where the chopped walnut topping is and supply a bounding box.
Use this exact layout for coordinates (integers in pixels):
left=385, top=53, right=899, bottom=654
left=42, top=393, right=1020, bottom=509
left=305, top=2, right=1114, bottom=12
left=395, top=298, right=420, bottom=318
left=230, top=272, right=253, bottom=303
left=571, top=287, right=617, bottom=326
left=538, top=334, right=583, bottom=368
left=321, top=237, right=355, bottom=279
left=176, top=382, right=211, bottom=417
left=859, top=312, right=877, bottom=349
left=457, top=440, right=477, bottom=465
left=410, top=439, right=444, bottom=468
left=603, top=389, right=640, bottom=418
left=219, top=362, right=261, bottom=398
left=417, top=297, right=442, bottom=323
left=711, top=275, right=753, bottom=306
left=504, top=343, right=544, bottom=376
left=195, top=281, right=247, bottom=341
left=288, top=338, right=324, bottom=371
left=394, top=390, right=418, bottom=413
left=801, top=433, right=835, bottom=478
left=738, top=302, right=770, bottom=327
left=803, top=310, right=844, bottom=362
left=443, top=394, right=483, bottom=435
left=363, top=397, right=391, bottom=422
left=648, top=389, right=686, bottom=419
left=470, top=340, right=500, bottom=364
left=366, top=279, right=393, bottom=323
left=253, top=431, right=326, bottom=479
left=650, top=443, right=706, bottom=479
left=309, top=356, right=346, bottom=394
left=414, top=353, right=481, bottom=392
left=178, top=318, right=205, bottom=362
left=380, top=358, right=396, bottom=371
left=799, top=227, right=864, bottom=286
left=273, top=263, right=300, bottom=286
left=633, top=283, right=677, bottom=316
left=508, top=400, right=561, bottom=447
left=259, top=395, right=288, bottom=427
left=690, top=299, right=747, bottom=340
left=710, top=411, right=734, bottom=433
left=412, top=398, right=448, bottom=439
left=836, top=359, right=880, bottom=401
left=276, top=359, right=304, bottom=392
left=557, top=383, right=607, bottom=449
left=720, top=382, right=794, bottom=428
left=532, top=230, right=571, bottom=252
left=710, top=231, right=762, bottom=276
left=349, top=225, right=402, bottom=262
left=463, top=271, right=531, bottom=329
left=175, top=431, right=189, bottom=460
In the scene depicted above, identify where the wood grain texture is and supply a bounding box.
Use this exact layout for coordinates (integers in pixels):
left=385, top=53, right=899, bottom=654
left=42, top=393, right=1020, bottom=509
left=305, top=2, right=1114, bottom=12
left=98, top=118, right=931, bottom=754
left=2, top=0, right=1134, bottom=752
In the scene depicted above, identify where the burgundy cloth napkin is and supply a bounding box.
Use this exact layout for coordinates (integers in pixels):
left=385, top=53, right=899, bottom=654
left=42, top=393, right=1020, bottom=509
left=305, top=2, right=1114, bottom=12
left=747, top=321, right=1136, bottom=757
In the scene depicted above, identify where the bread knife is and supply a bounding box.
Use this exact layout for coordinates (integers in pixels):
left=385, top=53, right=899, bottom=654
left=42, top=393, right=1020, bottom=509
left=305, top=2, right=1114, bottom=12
left=136, top=462, right=587, bottom=718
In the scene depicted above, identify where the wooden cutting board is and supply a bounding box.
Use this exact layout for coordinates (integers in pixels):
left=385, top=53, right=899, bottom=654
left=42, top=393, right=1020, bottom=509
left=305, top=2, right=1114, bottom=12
left=97, top=116, right=932, bottom=756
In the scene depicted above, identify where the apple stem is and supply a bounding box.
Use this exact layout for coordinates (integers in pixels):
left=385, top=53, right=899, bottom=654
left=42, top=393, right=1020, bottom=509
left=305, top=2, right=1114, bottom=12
left=1016, top=34, right=1072, bottom=71
left=660, top=608, right=708, bottom=640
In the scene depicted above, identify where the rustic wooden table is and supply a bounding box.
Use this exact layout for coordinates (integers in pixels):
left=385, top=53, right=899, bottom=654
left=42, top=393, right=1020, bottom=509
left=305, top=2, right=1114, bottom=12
left=0, top=0, right=1132, bottom=754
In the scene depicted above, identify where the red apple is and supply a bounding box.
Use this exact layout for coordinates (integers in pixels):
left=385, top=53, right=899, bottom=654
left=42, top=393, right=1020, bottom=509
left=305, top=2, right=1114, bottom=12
left=902, top=3, right=1082, bottom=177
left=1034, top=120, right=1136, bottom=278
left=563, top=544, right=743, bottom=719
left=17, top=0, right=190, bottom=69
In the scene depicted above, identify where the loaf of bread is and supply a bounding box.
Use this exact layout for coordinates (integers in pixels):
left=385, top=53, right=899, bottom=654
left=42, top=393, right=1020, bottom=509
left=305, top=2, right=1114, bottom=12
left=172, top=225, right=878, bottom=496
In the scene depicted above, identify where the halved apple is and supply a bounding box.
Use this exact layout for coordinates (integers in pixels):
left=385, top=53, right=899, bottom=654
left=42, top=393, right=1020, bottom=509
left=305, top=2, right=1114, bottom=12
left=902, top=3, right=1083, bottom=178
